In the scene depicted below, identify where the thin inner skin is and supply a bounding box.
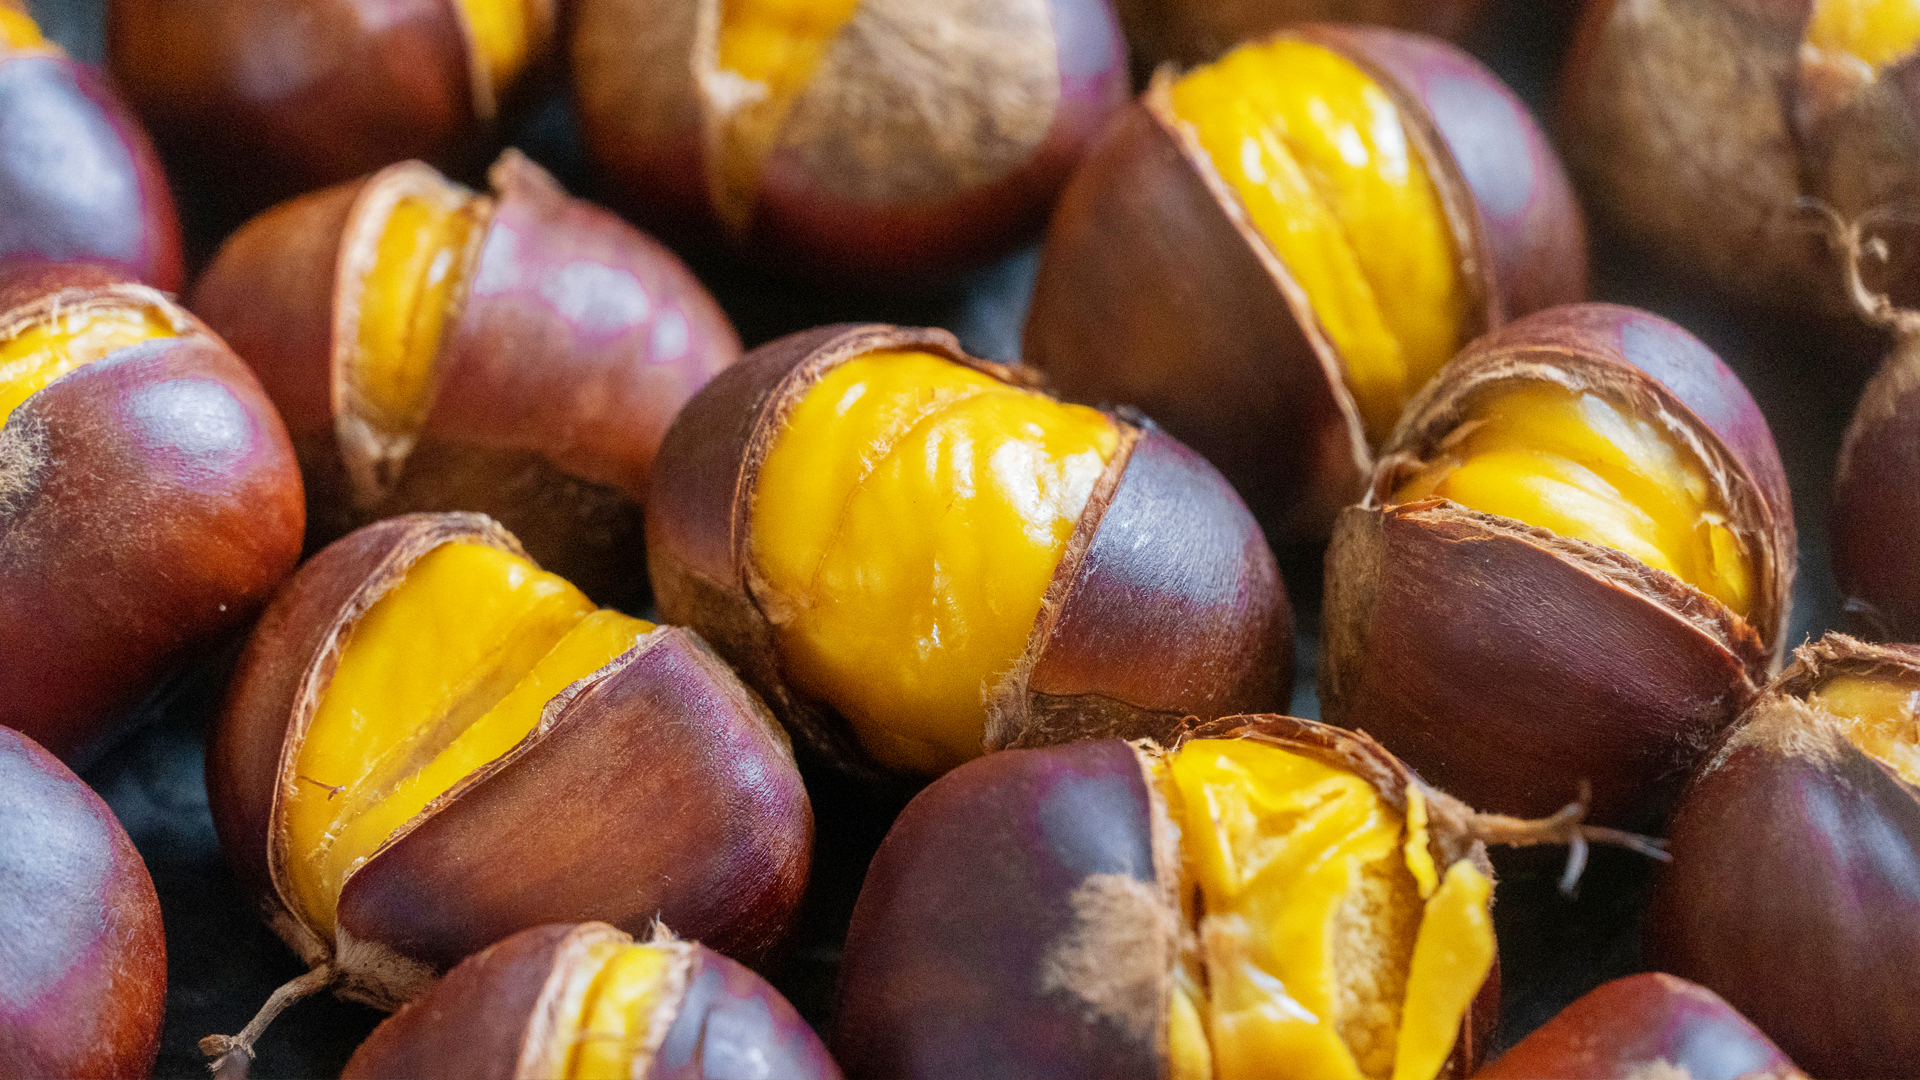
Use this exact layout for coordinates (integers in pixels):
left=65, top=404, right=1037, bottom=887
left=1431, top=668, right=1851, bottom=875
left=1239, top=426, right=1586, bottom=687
left=551, top=941, right=674, bottom=1080
left=0, top=304, right=178, bottom=427
left=451, top=0, right=541, bottom=98
left=1392, top=381, right=1755, bottom=620
left=1159, top=739, right=1496, bottom=1080
left=0, top=5, right=42, bottom=50
left=1808, top=673, right=1920, bottom=787
left=283, top=543, right=655, bottom=938
left=750, top=349, right=1119, bottom=777
left=1168, top=38, right=1467, bottom=448
left=1805, top=0, right=1920, bottom=73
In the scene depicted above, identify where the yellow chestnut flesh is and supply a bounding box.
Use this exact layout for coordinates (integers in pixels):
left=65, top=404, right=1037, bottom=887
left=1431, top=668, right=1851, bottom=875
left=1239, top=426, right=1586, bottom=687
left=452, top=0, right=542, bottom=97
left=1392, top=381, right=1755, bottom=619
left=0, top=303, right=177, bottom=425
left=352, top=190, right=486, bottom=439
left=1169, top=38, right=1467, bottom=447
left=0, top=5, right=43, bottom=50
left=550, top=939, right=675, bottom=1080
left=1807, top=0, right=1920, bottom=72
left=1808, top=673, right=1920, bottom=787
left=284, top=542, right=654, bottom=937
left=750, top=349, right=1119, bottom=776
left=1160, top=739, right=1495, bottom=1080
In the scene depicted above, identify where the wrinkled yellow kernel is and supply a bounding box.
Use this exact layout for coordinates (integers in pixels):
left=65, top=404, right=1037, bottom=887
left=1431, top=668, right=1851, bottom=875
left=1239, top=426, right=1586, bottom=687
left=452, top=0, right=540, bottom=96
left=1169, top=38, right=1466, bottom=447
left=0, top=305, right=177, bottom=426
left=1809, top=673, right=1920, bottom=787
left=1807, top=0, right=1920, bottom=71
left=353, top=192, right=485, bottom=439
left=750, top=349, right=1119, bottom=777
left=566, top=943, right=674, bottom=1080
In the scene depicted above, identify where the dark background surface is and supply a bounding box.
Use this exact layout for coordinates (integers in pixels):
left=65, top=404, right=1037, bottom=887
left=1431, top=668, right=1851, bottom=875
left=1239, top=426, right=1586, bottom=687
left=26, top=0, right=1877, bottom=1074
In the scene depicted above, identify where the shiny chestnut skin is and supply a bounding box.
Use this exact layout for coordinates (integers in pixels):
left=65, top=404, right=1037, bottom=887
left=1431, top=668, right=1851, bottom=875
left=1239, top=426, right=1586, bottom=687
left=1320, top=303, right=1794, bottom=828
left=571, top=0, right=1129, bottom=284
left=1475, top=973, right=1802, bottom=1080
left=0, top=261, right=304, bottom=765
left=342, top=923, right=842, bottom=1080
left=208, top=512, right=812, bottom=1014
left=646, top=322, right=1293, bottom=784
left=1024, top=24, right=1587, bottom=542
left=1112, top=0, right=1491, bottom=79
left=1646, top=634, right=1920, bottom=1079
left=1832, top=317, right=1920, bottom=640
left=0, top=725, right=166, bottom=1079
left=193, top=151, right=739, bottom=610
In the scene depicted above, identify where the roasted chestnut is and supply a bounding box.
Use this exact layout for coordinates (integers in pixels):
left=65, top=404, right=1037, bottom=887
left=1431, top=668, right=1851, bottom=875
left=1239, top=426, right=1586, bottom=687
left=341, top=922, right=841, bottom=1080
left=0, top=1, right=181, bottom=291
left=1024, top=24, right=1585, bottom=540
left=204, top=512, right=811, bottom=1072
left=1646, top=633, right=1920, bottom=1079
left=1321, top=303, right=1795, bottom=827
left=1112, top=0, right=1492, bottom=80
left=570, top=0, right=1129, bottom=283
left=647, top=323, right=1292, bottom=783
left=0, top=724, right=166, bottom=1079
left=0, top=260, right=303, bottom=765
left=193, top=150, right=738, bottom=610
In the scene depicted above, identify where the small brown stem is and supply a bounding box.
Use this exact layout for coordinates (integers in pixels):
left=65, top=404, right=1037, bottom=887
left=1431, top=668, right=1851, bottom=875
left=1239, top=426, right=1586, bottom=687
left=1465, top=782, right=1668, bottom=898
left=199, top=962, right=340, bottom=1079
left=294, top=774, right=345, bottom=799
left=1802, top=198, right=1920, bottom=336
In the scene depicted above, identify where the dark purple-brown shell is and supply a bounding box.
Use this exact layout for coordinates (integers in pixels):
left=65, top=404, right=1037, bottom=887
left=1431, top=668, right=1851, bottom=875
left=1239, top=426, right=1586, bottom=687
left=1112, top=0, right=1494, bottom=81
left=1831, top=329, right=1920, bottom=639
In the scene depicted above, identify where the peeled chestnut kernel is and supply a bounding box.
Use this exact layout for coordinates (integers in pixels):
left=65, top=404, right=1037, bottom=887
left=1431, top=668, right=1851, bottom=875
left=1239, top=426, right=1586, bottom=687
left=0, top=725, right=166, bottom=1078
left=648, top=323, right=1292, bottom=782
left=193, top=150, right=738, bottom=609
left=107, top=0, right=557, bottom=210
left=1321, top=303, right=1795, bottom=827
left=1024, top=24, right=1585, bottom=541
left=571, top=0, right=1128, bottom=283
left=1113, top=0, right=1491, bottom=80
left=1475, top=973, right=1802, bottom=1080
left=341, top=922, right=841, bottom=1080
left=0, top=1, right=181, bottom=291
left=0, top=261, right=304, bottom=765
left=204, top=512, right=811, bottom=1073
left=1646, top=633, right=1920, bottom=1078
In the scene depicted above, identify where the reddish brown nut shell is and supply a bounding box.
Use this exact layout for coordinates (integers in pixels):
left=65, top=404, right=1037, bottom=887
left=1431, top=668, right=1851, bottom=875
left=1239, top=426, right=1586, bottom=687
left=0, top=262, right=304, bottom=765
left=341, top=922, right=842, bottom=1080
left=1475, top=973, right=1802, bottom=1079
left=1645, top=634, right=1920, bottom=1079
left=646, top=322, right=1293, bottom=783
left=193, top=150, right=738, bottom=610
left=1831, top=326, right=1920, bottom=639
left=1024, top=23, right=1587, bottom=541
left=0, top=725, right=166, bottom=1079
left=208, top=512, right=813, bottom=1010
left=571, top=0, right=1128, bottom=283
left=831, top=717, right=1497, bottom=1079
left=1112, top=0, right=1492, bottom=80
left=1320, top=303, right=1794, bottom=827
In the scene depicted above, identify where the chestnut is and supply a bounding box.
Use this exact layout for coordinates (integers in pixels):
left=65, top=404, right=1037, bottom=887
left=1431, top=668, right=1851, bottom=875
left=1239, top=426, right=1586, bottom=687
left=1024, top=24, right=1586, bottom=541
left=1320, top=303, right=1795, bottom=828
left=341, top=922, right=841, bottom=1080
left=203, top=512, right=811, bottom=1073
left=0, top=260, right=303, bottom=765
left=193, top=150, right=738, bottom=610
left=0, top=725, right=166, bottom=1079
left=570, top=0, right=1129, bottom=283
left=1645, top=632, right=1920, bottom=1079
left=1475, top=973, right=1802, bottom=1079
left=1112, top=0, right=1492, bottom=78
left=647, top=323, right=1292, bottom=784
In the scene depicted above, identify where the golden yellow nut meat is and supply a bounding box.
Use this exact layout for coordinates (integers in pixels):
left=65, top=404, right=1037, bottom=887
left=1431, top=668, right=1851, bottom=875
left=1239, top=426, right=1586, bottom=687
left=0, top=302, right=177, bottom=425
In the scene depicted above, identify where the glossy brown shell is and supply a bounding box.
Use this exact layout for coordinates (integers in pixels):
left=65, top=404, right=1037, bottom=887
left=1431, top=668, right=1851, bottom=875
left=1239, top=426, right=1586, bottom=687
left=0, top=265, right=304, bottom=765
left=1112, top=0, right=1493, bottom=79
left=646, top=322, right=1292, bottom=783
left=832, top=718, right=1496, bottom=1079
left=0, top=726, right=166, bottom=1079
left=1321, top=303, right=1794, bottom=827
left=1831, top=331, right=1920, bottom=639
left=1024, top=23, right=1586, bottom=541
left=571, top=0, right=1128, bottom=283
left=1645, top=634, right=1920, bottom=1079
left=192, top=151, right=739, bottom=610
left=208, top=512, right=812, bottom=1009
left=341, top=922, right=842, bottom=1080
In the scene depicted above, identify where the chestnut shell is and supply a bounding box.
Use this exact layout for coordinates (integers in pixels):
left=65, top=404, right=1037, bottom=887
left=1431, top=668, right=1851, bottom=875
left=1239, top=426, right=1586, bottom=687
left=1831, top=331, right=1920, bottom=639
left=1112, top=0, right=1493, bottom=80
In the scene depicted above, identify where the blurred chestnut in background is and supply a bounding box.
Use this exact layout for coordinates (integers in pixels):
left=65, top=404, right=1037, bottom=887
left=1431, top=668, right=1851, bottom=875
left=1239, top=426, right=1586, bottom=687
left=571, top=0, right=1129, bottom=284
left=1646, top=633, right=1920, bottom=1079
left=1475, top=973, right=1802, bottom=1079
left=342, top=922, right=842, bottom=1080
left=1111, top=0, right=1491, bottom=82
left=0, top=725, right=166, bottom=1079
left=1321, top=303, right=1794, bottom=827
left=648, top=323, right=1291, bottom=784
left=0, top=1, right=180, bottom=290
left=0, top=261, right=302, bottom=765
left=1025, top=24, right=1585, bottom=542
left=107, top=0, right=557, bottom=213
left=194, top=151, right=738, bottom=610
left=205, top=512, right=811, bottom=1071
